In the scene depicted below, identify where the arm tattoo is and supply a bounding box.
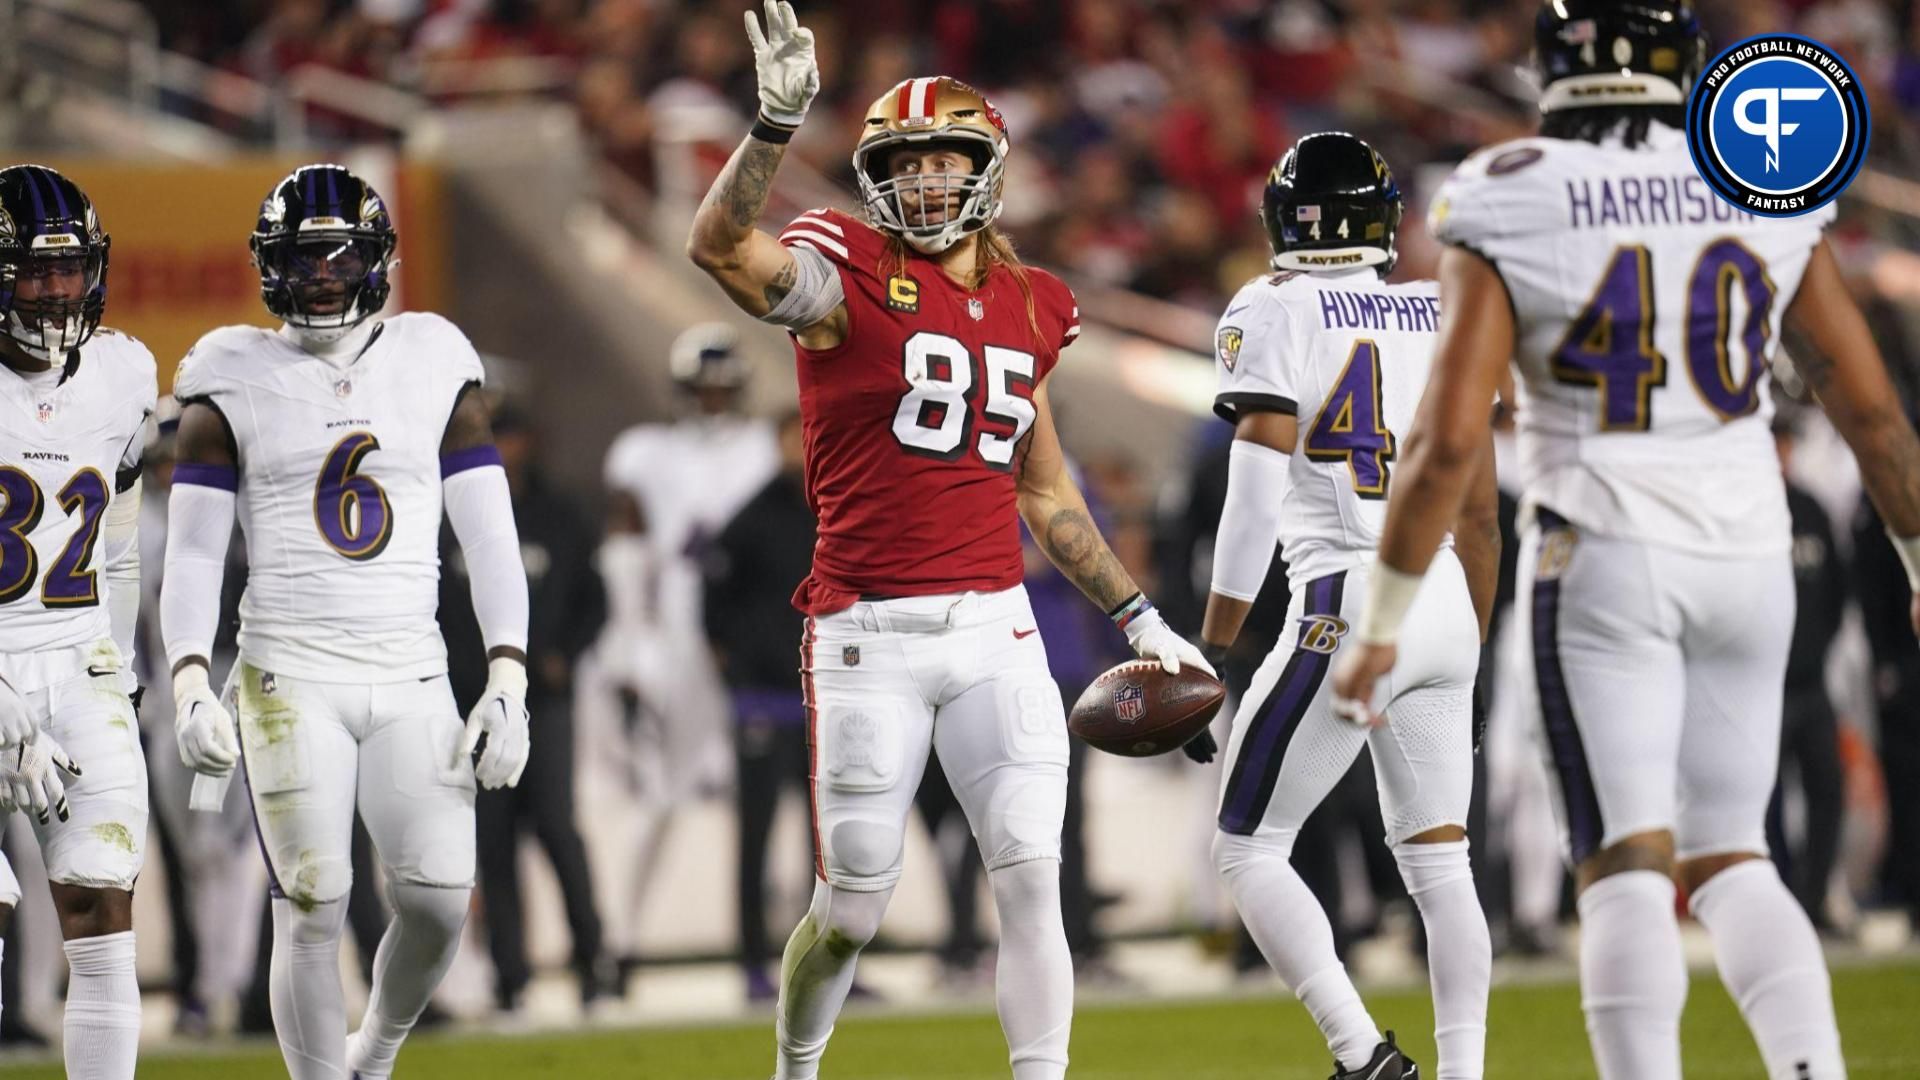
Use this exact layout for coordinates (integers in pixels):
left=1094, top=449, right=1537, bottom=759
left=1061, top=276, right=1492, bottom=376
left=763, top=259, right=797, bottom=309
left=1038, top=508, right=1134, bottom=611
left=724, top=138, right=786, bottom=230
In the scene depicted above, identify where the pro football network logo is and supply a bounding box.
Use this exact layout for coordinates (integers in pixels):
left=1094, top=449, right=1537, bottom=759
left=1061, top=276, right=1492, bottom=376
left=1685, top=34, right=1869, bottom=217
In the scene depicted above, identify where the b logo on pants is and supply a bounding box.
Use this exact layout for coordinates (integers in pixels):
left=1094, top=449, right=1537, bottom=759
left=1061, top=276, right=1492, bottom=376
left=1297, top=615, right=1349, bottom=656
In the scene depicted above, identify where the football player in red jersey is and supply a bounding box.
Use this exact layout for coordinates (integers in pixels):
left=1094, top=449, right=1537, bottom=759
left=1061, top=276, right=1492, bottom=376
left=687, top=4, right=1210, bottom=1077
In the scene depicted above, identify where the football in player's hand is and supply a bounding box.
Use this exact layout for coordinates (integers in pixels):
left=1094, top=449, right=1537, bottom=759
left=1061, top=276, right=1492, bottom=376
left=1069, top=660, right=1226, bottom=758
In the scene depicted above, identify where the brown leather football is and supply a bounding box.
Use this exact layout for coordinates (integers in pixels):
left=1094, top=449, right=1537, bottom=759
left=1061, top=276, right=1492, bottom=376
left=1069, top=660, right=1227, bottom=758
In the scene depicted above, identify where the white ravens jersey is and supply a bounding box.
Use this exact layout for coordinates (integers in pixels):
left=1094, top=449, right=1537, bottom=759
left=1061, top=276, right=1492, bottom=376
left=173, top=313, right=484, bottom=682
left=1430, top=124, right=1832, bottom=555
left=0, top=329, right=156, bottom=690
left=1213, top=267, right=1447, bottom=586
left=603, top=415, right=778, bottom=629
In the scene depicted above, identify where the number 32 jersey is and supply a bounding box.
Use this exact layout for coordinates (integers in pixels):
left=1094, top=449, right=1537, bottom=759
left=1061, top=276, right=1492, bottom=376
left=0, top=329, right=155, bottom=687
left=1430, top=125, right=1831, bottom=555
left=1213, top=267, right=1445, bottom=587
left=777, top=209, right=1079, bottom=615
left=174, top=313, right=484, bottom=681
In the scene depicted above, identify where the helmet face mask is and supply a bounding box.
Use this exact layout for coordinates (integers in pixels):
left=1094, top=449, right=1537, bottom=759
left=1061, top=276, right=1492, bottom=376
left=0, top=166, right=110, bottom=364
left=1259, top=133, right=1403, bottom=278
left=251, top=165, right=397, bottom=338
left=853, top=78, right=1009, bottom=255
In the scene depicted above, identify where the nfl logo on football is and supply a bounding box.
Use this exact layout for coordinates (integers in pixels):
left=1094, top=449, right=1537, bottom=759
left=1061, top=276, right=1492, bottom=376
left=1113, top=682, right=1146, bottom=725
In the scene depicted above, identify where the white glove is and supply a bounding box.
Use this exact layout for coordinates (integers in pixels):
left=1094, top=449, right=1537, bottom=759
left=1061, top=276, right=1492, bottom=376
left=459, top=657, right=531, bottom=790
left=0, top=678, right=34, bottom=750
left=173, top=663, right=238, bottom=777
left=1123, top=604, right=1217, bottom=677
left=0, top=732, right=80, bottom=825
left=744, top=0, right=819, bottom=126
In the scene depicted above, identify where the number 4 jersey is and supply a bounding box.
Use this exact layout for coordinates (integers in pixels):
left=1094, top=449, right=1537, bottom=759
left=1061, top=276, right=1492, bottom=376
left=1213, top=266, right=1446, bottom=588
left=0, top=329, right=155, bottom=689
left=1430, top=124, right=1831, bottom=555
left=173, top=313, right=484, bottom=681
left=777, top=208, right=1079, bottom=615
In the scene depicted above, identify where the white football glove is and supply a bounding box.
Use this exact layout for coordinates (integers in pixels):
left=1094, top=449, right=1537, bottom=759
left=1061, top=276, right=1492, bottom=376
left=0, top=731, right=80, bottom=825
left=459, top=657, right=531, bottom=790
left=0, top=677, right=34, bottom=750
left=1123, top=605, right=1217, bottom=678
left=173, top=663, right=239, bottom=777
left=744, top=0, right=819, bottom=127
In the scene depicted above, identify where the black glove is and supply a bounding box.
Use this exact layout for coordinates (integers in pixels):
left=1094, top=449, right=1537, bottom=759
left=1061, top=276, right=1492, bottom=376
left=1200, top=641, right=1231, bottom=683
left=1472, top=679, right=1487, bottom=755
left=1181, top=728, right=1217, bottom=764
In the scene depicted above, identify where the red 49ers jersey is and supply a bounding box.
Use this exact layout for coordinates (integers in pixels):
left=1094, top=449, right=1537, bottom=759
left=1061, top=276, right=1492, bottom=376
left=777, top=208, right=1080, bottom=615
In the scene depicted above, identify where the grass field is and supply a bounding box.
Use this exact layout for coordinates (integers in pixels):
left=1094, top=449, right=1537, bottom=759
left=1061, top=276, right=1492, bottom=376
left=5, top=960, right=1917, bottom=1078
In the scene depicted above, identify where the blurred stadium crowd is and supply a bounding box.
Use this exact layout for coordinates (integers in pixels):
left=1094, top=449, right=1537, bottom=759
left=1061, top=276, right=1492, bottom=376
left=1, top=0, right=1918, bottom=1050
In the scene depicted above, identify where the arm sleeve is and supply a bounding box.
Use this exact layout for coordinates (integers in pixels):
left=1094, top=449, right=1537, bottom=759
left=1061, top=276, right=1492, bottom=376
left=443, top=451, right=529, bottom=656
left=161, top=470, right=238, bottom=670
left=1213, top=291, right=1299, bottom=424
left=105, top=477, right=142, bottom=691
left=1210, top=439, right=1291, bottom=602
left=763, top=245, right=846, bottom=330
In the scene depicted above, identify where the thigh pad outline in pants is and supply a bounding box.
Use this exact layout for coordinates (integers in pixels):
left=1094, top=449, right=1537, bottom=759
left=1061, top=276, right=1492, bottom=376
left=1215, top=571, right=1359, bottom=842
left=1370, top=552, right=1480, bottom=845
left=235, top=664, right=359, bottom=908
left=358, top=676, right=477, bottom=889
left=1519, top=518, right=1686, bottom=865
left=806, top=622, right=933, bottom=892
left=35, top=671, right=148, bottom=890
left=932, top=633, right=1069, bottom=872
left=1674, top=550, right=1793, bottom=861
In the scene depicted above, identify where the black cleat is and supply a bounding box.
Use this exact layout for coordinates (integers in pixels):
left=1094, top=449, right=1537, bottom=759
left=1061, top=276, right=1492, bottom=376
left=1330, top=1030, right=1419, bottom=1080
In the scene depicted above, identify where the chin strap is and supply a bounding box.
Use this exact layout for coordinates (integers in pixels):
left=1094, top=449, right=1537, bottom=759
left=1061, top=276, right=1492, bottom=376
left=279, top=318, right=380, bottom=358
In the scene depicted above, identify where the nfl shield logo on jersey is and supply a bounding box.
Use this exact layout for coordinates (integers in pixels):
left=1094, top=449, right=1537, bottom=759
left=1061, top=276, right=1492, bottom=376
left=35, top=400, right=53, bottom=423
left=842, top=645, right=861, bottom=668
left=1113, top=682, right=1146, bottom=725
left=967, top=298, right=985, bottom=321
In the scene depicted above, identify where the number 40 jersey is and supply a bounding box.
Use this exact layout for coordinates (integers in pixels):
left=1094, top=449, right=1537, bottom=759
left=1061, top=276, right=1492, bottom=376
left=173, top=313, right=484, bottom=682
left=1212, top=266, right=1446, bottom=589
left=1430, top=125, right=1831, bottom=555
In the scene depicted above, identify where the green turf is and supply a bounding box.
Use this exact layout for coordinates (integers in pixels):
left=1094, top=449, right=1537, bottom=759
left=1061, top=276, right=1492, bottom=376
left=6, top=960, right=1917, bottom=1078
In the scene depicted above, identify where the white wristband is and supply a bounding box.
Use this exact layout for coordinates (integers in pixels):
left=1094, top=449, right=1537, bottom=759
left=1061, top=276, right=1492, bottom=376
left=173, top=662, right=210, bottom=702
left=1891, top=532, right=1920, bottom=593
left=488, top=656, right=528, bottom=697
left=1355, top=562, right=1424, bottom=645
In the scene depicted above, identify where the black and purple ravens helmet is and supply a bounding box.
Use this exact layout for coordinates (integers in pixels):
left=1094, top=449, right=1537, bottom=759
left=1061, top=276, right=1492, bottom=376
left=0, top=165, right=110, bottom=362
left=1259, top=132, right=1403, bottom=278
left=250, top=164, right=397, bottom=335
left=1534, top=0, right=1708, bottom=114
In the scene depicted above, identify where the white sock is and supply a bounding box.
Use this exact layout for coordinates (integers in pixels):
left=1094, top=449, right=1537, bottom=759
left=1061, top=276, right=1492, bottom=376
left=347, top=884, right=471, bottom=1079
left=988, top=861, right=1072, bottom=1080
left=270, top=897, right=350, bottom=1080
left=62, top=930, right=141, bottom=1080
left=1214, top=831, right=1381, bottom=1071
left=1395, top=841, right=1489, bottom=1080
left=1689, top=859, right=1845, bottom=1080
left=774, top=881, right=893, bottom=1080
left=1577, top=870, right=1687, bottom=1080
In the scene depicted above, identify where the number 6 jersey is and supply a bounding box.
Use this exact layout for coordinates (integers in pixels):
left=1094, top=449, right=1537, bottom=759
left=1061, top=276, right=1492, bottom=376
left=1212, top=266, right=1446, bottom=589
left=776, top=208, right=1079, bottom=615
left=173, top=313, right=484, bottom=681
left=1429, top=125, right=1831, bottom=555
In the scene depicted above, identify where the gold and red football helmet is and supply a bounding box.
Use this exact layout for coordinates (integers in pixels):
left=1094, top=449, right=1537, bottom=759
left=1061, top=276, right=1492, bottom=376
left=853, top=76, right=1010, bottom=254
